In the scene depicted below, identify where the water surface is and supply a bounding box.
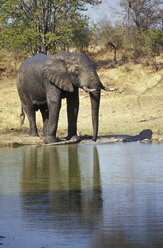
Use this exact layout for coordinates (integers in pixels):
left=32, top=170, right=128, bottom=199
left=0, top=143, right=163, bottom=248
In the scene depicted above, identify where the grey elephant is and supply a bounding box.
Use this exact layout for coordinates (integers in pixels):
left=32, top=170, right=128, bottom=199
left=17, top=52, right=109, bottom=144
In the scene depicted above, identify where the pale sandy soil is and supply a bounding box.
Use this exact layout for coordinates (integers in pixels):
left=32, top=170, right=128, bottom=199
left=0, top=51, right=163, bottom=146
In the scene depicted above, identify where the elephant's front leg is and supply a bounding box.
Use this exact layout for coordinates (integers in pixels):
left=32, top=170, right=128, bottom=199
left=44, top=87, right=61, bottom=144
left=66, top=87, right=80, bottom=141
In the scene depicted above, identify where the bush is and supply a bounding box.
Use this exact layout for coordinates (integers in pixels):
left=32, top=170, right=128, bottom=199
left=138, top=29, right=163, bottom=57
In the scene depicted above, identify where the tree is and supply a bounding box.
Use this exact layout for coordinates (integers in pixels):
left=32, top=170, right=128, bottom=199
left=119, top=0, right=163, bottom=62
left=0, top=0, right=101, bottom=54
left=96, top=20, right=124, bottom=63
left=120, top=0, right=162, bottom=31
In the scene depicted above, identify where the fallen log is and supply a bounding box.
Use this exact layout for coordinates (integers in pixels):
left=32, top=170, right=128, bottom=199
left=43, top=139, right=81, bottom=146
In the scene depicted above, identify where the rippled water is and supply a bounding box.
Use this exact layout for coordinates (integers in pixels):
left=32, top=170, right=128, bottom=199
left=0, top=143, right=163, bottom=248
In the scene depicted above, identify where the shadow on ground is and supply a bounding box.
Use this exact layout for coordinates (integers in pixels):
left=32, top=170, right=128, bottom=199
left=81, top=129, right=153, bottom=143
left=0, top=129, right=154, bottom=147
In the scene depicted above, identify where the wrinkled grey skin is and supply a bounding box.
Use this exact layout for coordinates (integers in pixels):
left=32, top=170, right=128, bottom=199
left=17, top=52, right=104, bottom=144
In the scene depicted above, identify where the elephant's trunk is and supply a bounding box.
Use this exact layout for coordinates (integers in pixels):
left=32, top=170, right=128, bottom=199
left=90, top=90, right=101, bottom=141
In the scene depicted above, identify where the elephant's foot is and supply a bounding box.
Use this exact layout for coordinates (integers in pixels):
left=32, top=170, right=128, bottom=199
left=66, top=135, right=81, bottom=142
left=30, top=132, right=39, bottom=137
left=44, top=136, right=58, bottom=144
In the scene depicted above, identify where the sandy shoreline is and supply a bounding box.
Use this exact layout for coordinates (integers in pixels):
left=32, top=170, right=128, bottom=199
left=0, top=91, right=163, bottom=147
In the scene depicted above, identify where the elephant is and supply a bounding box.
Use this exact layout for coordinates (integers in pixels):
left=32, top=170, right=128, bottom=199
left=17, top=52, right=109, bottom=144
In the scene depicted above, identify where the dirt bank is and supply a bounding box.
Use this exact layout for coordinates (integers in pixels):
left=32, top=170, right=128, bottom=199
left=0, top=51, right=163, bottom=147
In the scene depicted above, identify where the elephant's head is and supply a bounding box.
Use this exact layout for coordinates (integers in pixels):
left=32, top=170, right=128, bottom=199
left=43, top=52, right=107, bottom=141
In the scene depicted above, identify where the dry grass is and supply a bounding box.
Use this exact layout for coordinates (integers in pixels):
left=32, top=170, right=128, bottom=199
left=0, top=49, right=163, bottom=146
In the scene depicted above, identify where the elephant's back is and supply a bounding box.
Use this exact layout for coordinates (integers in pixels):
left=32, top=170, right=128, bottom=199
left=17, top=54, right=49, bottom=102
left=18, top=53, right=49, bottom=73
left=17, top=53, right=49, bottom=85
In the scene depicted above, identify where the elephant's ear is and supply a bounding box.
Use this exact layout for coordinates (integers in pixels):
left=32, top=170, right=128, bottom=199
left=43, top=56, right=74, bottom=92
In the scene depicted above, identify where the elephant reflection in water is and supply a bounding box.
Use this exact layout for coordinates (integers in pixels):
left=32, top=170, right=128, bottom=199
left=20, top=145, right=103, bottom=230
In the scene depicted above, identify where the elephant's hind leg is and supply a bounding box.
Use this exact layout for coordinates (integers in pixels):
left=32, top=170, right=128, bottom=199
left=24, top=105, right=39, bottom=137
left=40, top=104, right=49, bottom=136
left=18, top=87, right=39, bottom=137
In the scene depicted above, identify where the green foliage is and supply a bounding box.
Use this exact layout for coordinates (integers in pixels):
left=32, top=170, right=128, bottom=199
left=117, top=0, right=163, bottom=64
left=148, top=29, right=163, bottom=46
left=0, top=22, right=38, bottom=53
left=0, top=0, right=101, bottom=54
left=138, top=29, right=163, bottom=56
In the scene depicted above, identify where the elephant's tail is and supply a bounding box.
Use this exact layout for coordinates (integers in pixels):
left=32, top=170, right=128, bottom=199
left=20, top=105, right=25, bottom=127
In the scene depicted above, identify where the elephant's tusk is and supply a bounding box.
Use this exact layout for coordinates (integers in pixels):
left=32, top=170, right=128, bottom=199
left=101, top=85, right=118, bottom=91
left=82, top=86, right=96, bottom=93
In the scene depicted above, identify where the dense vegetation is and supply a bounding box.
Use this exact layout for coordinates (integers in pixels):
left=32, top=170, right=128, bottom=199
left=0, top=0, right=163, bottom=63
left=0, top=0, right=101, bottom=54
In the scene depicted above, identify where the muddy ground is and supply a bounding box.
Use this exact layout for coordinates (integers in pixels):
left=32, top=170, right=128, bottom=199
left=0, top=50, right=163, bottom=147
